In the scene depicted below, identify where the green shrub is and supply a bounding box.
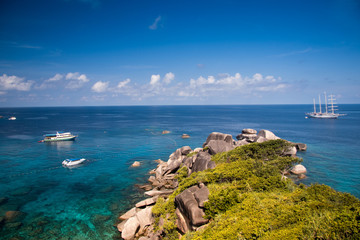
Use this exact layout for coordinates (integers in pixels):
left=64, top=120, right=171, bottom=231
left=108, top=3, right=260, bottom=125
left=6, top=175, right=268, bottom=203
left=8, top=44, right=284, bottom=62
left=151, top=140, right=360, bottom=239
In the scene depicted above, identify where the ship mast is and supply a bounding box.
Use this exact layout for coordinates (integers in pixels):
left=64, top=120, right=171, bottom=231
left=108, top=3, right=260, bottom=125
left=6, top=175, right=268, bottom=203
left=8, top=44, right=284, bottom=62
left=313, top=98, right=316, bottom=113
left=324, top=92, right=328, bottom=114
left=318, top=94, right=322, bottom=113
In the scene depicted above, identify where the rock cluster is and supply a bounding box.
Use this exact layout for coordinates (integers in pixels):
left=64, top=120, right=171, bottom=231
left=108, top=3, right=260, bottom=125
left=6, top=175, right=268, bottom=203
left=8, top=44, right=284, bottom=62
left=117, top=129, right=308, bottom=239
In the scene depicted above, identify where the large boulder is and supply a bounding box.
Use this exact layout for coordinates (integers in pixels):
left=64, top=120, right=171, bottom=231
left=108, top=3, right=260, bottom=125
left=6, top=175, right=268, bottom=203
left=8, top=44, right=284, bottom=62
left=144, top=189, right=174, bottom=197
left=121, top=216, right=140, bottom=240
left=283, top=146, right=297, bottom=157
left=175, top=186, right=209, bottom=227
left=294, top=143, right=307, bottom=151
left=236, top=133, right=257, bottom=142
left=194, top=183, right=209, bottom=208
left=242, top=129, right=257, bottom=134
left=255, top=136, right=268, bottom=143
left=191, top=152, right=216, bottom=173
left=206, top=140, right=235, bottom=155
left=164, top=155, right=185, bottom=175
left=135, top=197, right=158, bottom=208
left=155, top=162, right=168, bottom=179
left=257, top=130, right=280, bottom=140
left=290, top=164, right=307, bottom=175
left=136, top=206, right=154, bottom=231
left=183, top=155, right=196, bottom=170
left=203, top=132, right=233, bottom=147
left=234, top=139, right=249, bottom=147
left=175, top=208, right=191, bottom=234
left=119, top=207, right=137, bottom=221
left=180, top=146, right=192, bottom=155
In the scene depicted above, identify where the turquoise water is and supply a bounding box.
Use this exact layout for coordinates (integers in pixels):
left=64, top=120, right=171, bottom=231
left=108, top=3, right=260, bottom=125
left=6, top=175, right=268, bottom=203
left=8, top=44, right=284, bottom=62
left=0, top=105, right=359, bottom=239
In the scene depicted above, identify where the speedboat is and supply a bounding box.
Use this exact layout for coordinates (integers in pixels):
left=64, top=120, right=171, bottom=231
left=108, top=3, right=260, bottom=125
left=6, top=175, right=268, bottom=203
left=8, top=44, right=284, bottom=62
left=41, top=132, right=76, bottom=142
left=62, top=158, right=86, bottom=167
left=8, top=116, right=16, bottom=120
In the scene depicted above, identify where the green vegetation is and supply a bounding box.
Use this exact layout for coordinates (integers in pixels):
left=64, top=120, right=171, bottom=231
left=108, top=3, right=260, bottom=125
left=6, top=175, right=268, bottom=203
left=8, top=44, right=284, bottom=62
left=152, top=140, right=360, bottom=240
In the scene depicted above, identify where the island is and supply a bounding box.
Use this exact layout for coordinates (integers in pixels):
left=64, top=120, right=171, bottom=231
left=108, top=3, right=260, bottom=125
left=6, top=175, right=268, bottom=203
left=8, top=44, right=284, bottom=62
left=116, top=129, right=360, bottom=240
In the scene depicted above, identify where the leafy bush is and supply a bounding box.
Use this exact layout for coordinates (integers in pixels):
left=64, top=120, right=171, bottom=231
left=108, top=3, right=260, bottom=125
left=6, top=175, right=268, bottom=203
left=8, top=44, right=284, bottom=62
left=150, top=140, right=360, bottom=239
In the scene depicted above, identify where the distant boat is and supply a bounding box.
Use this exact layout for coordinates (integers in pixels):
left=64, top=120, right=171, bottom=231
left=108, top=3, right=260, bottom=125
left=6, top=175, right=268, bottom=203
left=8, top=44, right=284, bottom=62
left=306, top=92, right=345, bottom=119
left=40, top=132, right=77, bottom=142
left=62, top=158, right=86, bottom=167
left=8, top=116, right=16, bottom=120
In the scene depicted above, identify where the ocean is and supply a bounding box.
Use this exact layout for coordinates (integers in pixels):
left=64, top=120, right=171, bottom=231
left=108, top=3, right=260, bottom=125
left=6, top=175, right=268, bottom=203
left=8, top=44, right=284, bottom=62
left=0, top=105, right=359, bottom=239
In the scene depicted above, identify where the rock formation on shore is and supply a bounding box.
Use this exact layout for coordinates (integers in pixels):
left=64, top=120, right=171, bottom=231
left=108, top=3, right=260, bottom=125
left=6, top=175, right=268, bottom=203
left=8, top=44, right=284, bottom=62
left=117, top=129, right=308, bottom=240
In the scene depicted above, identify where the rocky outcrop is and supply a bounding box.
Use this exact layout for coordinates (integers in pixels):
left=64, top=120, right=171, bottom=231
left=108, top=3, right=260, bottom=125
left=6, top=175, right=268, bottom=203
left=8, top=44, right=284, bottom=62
left=290, top=164, right=307, bottom=175
left=175, top=184, right=209, bottom=227
left=117, top=130, right=308, bottom=239
left=257, top=129, right=280, bottom=140
left=206, top=140, right=235, bottom=155
left=203, top=132, right=233, bottom=147
left=294, top=143, right=307, bottom=151
left=236, top=129, right=258, bottom=142
left=191, top=152, right=215, bottom=173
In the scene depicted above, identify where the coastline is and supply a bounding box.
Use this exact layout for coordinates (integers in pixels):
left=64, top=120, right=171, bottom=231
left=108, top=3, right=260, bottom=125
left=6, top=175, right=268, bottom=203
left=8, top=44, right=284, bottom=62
left=115, top=129, right=316, bottom=239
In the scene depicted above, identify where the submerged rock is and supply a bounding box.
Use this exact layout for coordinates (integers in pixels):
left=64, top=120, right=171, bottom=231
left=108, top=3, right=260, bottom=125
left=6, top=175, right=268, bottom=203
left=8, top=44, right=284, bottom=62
left=0, top=197, right=9, bottom=206
left=10, top=187, right=32, bottom=196
left=5, top=211, right=26, bottom=223
left=182, top=134, right=190, bottom=139
left=131, top=161, right=141, bottom=167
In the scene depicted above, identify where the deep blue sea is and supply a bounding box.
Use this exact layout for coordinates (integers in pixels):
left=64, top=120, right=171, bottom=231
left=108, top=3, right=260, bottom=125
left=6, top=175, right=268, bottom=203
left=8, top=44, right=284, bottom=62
left=0, top=105, right=359, bottom=239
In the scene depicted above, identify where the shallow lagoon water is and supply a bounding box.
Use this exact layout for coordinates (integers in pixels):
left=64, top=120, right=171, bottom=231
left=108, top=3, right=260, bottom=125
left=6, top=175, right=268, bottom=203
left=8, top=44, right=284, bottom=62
left=0, top=105, right=359, bottom=239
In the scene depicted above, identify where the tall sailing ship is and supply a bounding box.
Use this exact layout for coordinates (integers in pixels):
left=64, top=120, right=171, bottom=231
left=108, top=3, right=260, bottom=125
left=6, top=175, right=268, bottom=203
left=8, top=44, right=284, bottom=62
left=306, top=92, right=345, bottom=119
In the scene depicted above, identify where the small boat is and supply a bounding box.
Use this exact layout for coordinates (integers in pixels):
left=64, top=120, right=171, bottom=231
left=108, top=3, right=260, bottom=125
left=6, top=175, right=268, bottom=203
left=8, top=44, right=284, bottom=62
left=8, top=116, right=16, bottom=120
left=306, top=92, right=345, bottom=119
left=42, top=132, right=76, bottom=142
left=62, top=158, right=86, bottom=167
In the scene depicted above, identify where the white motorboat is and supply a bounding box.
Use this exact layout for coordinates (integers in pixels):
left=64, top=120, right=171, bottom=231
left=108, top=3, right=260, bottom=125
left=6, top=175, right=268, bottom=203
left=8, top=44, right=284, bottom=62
left=62, top=158, right=86, bottom=167
left=8, top=116, right=16, bottom=120
left=40, top=132, right=76, bottom=142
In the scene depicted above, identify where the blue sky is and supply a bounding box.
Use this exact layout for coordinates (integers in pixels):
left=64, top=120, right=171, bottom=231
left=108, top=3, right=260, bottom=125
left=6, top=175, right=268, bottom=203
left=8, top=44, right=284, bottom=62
left=0, top=0, right=359, bottom=106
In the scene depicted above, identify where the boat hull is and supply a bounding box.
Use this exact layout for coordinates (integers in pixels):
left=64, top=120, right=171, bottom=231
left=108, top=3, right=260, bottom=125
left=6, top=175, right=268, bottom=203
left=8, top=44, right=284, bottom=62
left=306, top=113, right=339, bottom=119
left=43, top=136, right=76, bottom=142
left=62, top=158, right=86, bottom=167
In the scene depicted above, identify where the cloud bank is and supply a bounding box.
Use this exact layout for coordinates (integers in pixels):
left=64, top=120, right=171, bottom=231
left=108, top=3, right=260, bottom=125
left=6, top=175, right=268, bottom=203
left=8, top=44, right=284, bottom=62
left=0, top=74, right=34, bottom=91
left=1, top=71, right=289, bottom=104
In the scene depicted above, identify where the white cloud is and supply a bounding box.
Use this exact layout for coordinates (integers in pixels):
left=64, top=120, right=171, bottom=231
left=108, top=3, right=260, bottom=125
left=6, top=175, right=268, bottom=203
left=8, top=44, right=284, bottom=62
left=150, top=74, right=161, bottom=85
left=47, top=73, right=63, bottom=82
left=65, top=72, right=89, bottom=89
left=0, top=74, right=34, bottom=91
left=91, top=81, right=109, bottom=93
left=149, top=16, right=162, bottom=30
left=252, top=73, right=263, bottom=83
left=190, top=76, right=216, bottom=88
left=117, top=78, right=131, bottom=88
left=163, top=72, right=175, bottom=84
